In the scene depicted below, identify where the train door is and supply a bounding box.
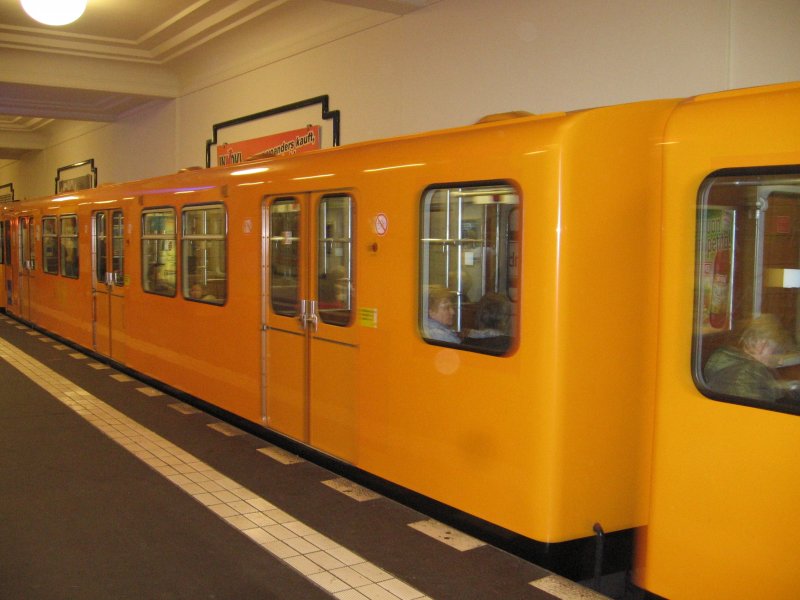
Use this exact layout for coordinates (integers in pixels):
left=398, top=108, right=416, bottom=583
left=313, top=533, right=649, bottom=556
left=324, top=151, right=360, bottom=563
left=262, top=193, right=358, bottom=462
left=92, top=210, right=126, bottom=361
left=3, top=219, right=10, bottom=309
left=0, top=220, right=6, bottom=310
left=17, top=215, right=34, bottom=321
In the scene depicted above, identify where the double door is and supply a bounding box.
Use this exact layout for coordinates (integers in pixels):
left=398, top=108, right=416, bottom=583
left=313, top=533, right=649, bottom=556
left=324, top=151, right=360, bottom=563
left=92, top=210, right=125, bottom=360
left=16, top=215, right=35, bottom=321
left=263, top=193, right=358, bottom=462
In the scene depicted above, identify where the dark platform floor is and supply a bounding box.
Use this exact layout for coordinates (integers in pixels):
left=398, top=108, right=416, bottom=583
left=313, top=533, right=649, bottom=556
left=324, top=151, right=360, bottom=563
left=0, top=314, right=610, bottom=600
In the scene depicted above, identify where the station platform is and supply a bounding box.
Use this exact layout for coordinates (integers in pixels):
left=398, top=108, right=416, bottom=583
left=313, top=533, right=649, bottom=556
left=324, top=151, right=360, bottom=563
left=0, top=313, right=612, bottom=600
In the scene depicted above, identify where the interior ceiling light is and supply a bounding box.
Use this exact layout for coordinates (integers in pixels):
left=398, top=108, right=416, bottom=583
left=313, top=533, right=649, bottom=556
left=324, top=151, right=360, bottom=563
left=21, top=0, right=88, bottom=26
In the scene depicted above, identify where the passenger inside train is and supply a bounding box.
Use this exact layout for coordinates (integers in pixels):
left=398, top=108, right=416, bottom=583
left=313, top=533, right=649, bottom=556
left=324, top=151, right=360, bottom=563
left=704, top=314, right=798, bottom=402
left=463, top=292, right=513, bottom=353
left=188, top=283, right=217, bottom=302
left=423, top=285, right=460, bottom=344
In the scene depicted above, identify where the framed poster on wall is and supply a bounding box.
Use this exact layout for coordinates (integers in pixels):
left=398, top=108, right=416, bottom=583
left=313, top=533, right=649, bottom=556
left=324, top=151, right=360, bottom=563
left=56, top=159, right=97, bottom=194
left=0, top=183, right=13, bottom=202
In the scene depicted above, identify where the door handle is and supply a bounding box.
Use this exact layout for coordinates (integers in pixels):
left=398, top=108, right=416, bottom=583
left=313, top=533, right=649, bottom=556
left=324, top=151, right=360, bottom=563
left=298, top=299, right=319, bottom=333
left=307, top=299, right=319, bottom=333
left=298, top=299, right=308, bottom=329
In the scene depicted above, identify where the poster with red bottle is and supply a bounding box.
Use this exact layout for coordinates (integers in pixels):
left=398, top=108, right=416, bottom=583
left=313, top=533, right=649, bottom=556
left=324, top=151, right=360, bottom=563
left=700, top=207, right=736, bottom=332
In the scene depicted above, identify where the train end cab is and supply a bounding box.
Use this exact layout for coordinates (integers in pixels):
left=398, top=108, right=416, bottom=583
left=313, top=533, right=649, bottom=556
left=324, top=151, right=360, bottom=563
left=636, top=82, right=800, bottom=599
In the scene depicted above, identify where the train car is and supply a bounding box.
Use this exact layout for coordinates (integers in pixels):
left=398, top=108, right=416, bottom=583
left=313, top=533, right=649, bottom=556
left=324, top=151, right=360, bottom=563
left=633, top=83, right=800, bottom=599
left=1, top=81, right=798, bottom=598
left=1, top=97, right=673, bottom=581
left=0, top=208, right=8, bottom=310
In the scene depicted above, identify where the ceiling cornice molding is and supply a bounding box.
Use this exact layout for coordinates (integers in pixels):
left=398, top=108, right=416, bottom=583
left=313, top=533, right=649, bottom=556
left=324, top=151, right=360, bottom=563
left=0, top=0, right=292, bottom=64
left=0, top=115, right=53, bottom=132
left=0, top=48, right=180, bottom=97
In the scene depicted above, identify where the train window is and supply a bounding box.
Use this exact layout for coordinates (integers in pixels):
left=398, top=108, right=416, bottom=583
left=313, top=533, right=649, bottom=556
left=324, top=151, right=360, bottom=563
left=59, top=215, right=79, bottom=278
left=95, top=212, right=107, bottom=284
left=142, top=208, right=176, bottom=296
left=19, top=217, right=33, bottom=271
left=112, top=210, right=124, bottom=285
left=419, top=183, right=520, bottom=355
left=3, top=220, right=9, bottom=266
left=182, top=204, right=226, bottom=305
left=42, top=216, right=58, bottom=274
left=270, top=198, right=300, bottom=316
left=0, top=221, right=4, bottom=264
left=693, top=168, right=800, bottom=414
left=317, top=195, right=353, bottom=326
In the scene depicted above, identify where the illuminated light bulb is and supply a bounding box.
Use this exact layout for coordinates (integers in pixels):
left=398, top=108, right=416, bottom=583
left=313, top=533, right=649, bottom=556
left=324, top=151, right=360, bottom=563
left=21, top=0, right=88, bottom=26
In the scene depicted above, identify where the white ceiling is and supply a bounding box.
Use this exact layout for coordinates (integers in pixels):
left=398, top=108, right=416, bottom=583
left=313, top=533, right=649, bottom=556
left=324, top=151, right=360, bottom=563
left=0, top=0, right=431, bottom=159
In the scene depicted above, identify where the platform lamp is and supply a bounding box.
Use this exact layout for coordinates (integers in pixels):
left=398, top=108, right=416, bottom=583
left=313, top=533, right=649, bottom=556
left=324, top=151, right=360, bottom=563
left=21, top=0, right=88, bottom=26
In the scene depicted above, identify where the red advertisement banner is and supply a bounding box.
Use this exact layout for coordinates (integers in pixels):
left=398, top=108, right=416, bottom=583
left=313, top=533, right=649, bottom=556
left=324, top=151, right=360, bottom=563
left=217, top=125, right=321, bottom=166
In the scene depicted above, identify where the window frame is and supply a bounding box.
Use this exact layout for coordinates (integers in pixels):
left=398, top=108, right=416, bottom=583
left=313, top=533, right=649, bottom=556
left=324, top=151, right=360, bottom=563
left=317, top=194, right=354, bottom=327
left=58, top=214, right=79, bottom=279
left=141, top=207, right=177, bottom=297
left=181, top=202, right=227, bottom=306
left=692, top=165, right=800, bottom=417
left=269, top=196, right=301, bottom=317
left=111, top=210, right=124, bottom=286
left=94, top=211, right=107, bottom=284
left=418, top=180, right=520, bottom=356
left=42, top=216, right=58, bottom=275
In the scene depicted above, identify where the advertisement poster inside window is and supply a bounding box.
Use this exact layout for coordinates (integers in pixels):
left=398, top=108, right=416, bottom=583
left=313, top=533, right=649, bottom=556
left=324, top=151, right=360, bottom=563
left=699, top=206, right=736, bottom=333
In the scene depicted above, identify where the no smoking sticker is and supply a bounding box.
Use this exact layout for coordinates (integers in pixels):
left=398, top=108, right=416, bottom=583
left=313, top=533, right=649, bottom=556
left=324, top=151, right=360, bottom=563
left=374, top=213, right=388, bottom=236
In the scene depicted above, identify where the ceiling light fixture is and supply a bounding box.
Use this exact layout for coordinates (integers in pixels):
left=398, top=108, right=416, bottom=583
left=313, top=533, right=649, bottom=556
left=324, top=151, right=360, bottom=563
left=21, top=0, right=87, bottom=26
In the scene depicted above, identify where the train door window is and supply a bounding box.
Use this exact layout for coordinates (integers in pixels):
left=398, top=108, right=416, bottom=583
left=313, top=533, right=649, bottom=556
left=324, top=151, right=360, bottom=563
left=59, top=215, right=79, bottom=278
left=111, top=210, right=124, bottom=285
left=419, top=183, right=520, bottom=355
left=269, top=198, right=300, bottom=316
left=95, top=212, right=107, bottom=283
left=317, top=195, right=353, bottom=326
left=142, top=208, right=176, bottom=296
left=693, top=168, right=800, bottom=414
left=182, top=203, right=226, bottom=304
left=42, top=217, right=58, bottom=274
left=19, top=217, right=33, bottom=270
left=3, top=220, right=10, bottom=265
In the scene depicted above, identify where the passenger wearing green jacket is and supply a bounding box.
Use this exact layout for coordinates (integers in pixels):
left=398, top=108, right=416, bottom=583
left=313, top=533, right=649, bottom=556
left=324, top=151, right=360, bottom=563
left=704, top=314, right=794, bottom=402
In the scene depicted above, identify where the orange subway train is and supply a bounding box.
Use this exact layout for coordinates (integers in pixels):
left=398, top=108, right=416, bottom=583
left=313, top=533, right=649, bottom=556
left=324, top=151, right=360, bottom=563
left=2, top=82, right=800, bottom=599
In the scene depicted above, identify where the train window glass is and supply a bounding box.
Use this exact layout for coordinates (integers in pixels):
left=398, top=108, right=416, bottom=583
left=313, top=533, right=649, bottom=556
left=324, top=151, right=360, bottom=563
left=95, top=212, right=107, bottom=284
left=694, top=169, right=800, bottom=413
left=42, top=216, right=58, bottom=274
left=317, top=195, right=353, bottom=326
left=59, top=215, right=79, bottom=278
left=419, top=183, right=520, bottom=355
left=182, top=204, right=226, bottom=305
left=3, top=220, right=10, bottom=266
left=112, top=210, right=124, bottom=286
left=142, top=209, right=176, bottom=296
left=19, top=217, right=32, bottom=270
left=0, top=221, right=4, bottom=264
left=270, top=198, right=300, bottom=316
